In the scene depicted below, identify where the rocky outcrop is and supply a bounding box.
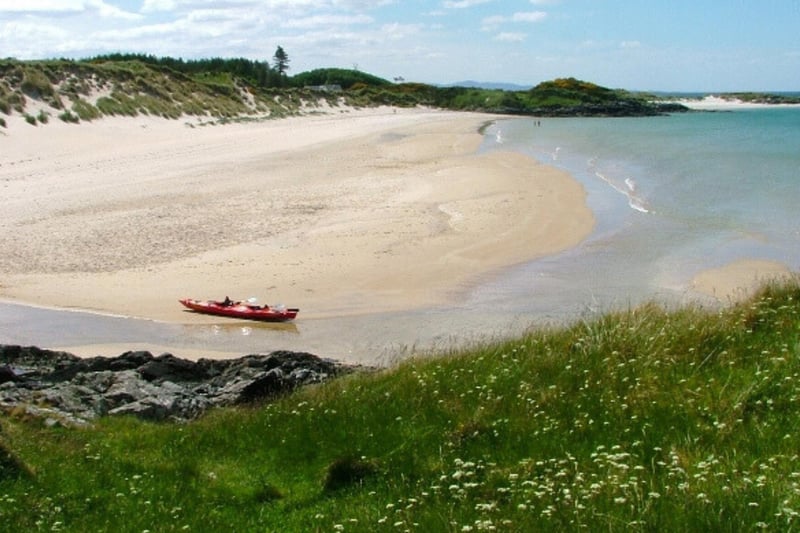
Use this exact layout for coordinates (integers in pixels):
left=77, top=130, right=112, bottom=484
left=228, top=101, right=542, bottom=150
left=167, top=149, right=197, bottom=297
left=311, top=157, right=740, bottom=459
left=0, top=345, right=355, bottom=426
left=512, top=101, right=689, bottom=117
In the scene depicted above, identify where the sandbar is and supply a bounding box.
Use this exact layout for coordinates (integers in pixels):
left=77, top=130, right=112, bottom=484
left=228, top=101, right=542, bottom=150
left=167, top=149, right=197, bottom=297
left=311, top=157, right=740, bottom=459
left=1, top=107, right=594, bottom=325
left=691, top=259, right=793, bottom=302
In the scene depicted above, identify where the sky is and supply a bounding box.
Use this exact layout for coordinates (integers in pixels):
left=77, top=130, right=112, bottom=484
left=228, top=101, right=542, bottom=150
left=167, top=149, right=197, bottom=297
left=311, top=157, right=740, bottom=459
left=1, top=0, right=799, bottom=92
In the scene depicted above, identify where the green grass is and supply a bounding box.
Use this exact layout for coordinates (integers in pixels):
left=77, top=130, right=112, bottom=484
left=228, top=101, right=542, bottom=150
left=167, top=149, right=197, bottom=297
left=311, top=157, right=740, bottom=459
left=70, top=99, right=101, bottom=121
left=2, top=279, right=799, bottom=531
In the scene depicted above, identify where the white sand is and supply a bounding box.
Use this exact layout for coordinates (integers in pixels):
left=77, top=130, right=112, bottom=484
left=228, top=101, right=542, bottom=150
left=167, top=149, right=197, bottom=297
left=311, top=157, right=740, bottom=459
left=677, top=96, right=799, bottom=110
left=1, top=107, right=595, bottom=323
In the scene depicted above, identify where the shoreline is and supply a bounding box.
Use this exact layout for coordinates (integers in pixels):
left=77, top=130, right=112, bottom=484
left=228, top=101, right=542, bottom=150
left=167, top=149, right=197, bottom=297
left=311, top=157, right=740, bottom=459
left=1, top=107, right=594, bottom=328
left=1, top=253, right=794, bottom=363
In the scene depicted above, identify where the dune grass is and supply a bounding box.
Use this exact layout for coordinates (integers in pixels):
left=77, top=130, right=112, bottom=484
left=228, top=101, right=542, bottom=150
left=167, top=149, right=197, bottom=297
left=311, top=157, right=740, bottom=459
left=1, top=279, right=799, bottom=531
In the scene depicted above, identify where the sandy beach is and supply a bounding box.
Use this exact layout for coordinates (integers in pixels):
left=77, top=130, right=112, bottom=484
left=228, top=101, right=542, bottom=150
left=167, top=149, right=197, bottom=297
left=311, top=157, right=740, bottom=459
left=1, top=107, right=595, bottom=326
left=690, top=259, right=793, bottom=302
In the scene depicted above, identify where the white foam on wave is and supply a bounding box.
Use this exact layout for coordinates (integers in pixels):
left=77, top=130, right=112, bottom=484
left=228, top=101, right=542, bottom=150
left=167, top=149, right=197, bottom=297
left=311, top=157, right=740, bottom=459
left=589, top=157, right=651, bottom=213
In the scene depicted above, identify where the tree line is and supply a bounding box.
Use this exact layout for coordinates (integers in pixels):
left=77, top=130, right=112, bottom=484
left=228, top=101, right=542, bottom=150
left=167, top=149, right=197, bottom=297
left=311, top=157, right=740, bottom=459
left=86, top=46, right=291, bottom=89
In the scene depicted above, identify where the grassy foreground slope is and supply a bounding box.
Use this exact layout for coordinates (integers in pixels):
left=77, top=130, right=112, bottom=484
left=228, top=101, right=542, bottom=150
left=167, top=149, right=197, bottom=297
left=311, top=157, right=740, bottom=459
left=2, top=280, right=799, bottom=531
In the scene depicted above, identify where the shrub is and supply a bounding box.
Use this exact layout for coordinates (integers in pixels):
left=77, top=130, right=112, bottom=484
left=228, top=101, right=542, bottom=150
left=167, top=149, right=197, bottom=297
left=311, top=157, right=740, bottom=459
left=0, top=89, right=26, bottom=113
left=20, top=67, right=54, bottom=99
left=71, top=98, right=101, bottom=121
left=59, top=110, right=80, bottom=123
left=323, top=455, right=379, bottom=492
left=96, top=94, right=138, bottom=116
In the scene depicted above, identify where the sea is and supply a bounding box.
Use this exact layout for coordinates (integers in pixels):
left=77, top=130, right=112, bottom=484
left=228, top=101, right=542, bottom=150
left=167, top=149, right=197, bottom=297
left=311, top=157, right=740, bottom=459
left=2, top=105, right=799, bottom=364
left=479, top=105, right=800, bottom=316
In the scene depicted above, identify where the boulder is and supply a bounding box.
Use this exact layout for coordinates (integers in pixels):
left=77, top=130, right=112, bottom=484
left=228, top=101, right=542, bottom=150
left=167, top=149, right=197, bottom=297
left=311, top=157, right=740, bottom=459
left=0, top=345, right=357, bottom=425
left=0, top=366, right=17, bottom=385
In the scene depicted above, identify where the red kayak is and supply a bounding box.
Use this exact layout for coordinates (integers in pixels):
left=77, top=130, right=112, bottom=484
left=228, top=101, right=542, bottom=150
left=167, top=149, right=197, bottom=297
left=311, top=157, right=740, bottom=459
left=179, top=298, right=299, bottom=322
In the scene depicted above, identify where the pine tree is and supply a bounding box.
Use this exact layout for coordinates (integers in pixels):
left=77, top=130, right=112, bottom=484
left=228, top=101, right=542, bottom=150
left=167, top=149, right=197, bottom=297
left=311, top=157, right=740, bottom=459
left=273, top=46, right=290, bottom=77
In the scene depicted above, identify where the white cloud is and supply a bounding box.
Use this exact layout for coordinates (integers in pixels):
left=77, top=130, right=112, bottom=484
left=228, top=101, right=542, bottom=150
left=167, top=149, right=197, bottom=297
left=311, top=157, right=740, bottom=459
left=443, top=0, right=492, bottom=9
left=141, top=0, right=176, bottom=12
left=482, top=11, right=546, bottom=31
left=1, top=20, right=69, bottom=42
left=480, top=15, right=504, bottom=30
left=93, top=1, right=141, bottom=19
left=335, top=0, right=396, bottom=8
left=379, top=22, right=423, bottom=41
left=495, top=32, right=526, bottom=42
left=620, top=40, right=641, bottom=49
left=282, top=14, right=374, bottom=29
left=513, top=11, right=546, bottom=23
left=93, top=20, right=189, bottom=40
left=0, top=0, right=84, bottom=12
left=0, top=0, right=140, bottom=19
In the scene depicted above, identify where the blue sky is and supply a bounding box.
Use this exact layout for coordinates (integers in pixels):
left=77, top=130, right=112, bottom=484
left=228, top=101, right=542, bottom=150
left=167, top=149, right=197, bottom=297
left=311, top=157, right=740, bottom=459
left=1, top=0, right=798, bottom=91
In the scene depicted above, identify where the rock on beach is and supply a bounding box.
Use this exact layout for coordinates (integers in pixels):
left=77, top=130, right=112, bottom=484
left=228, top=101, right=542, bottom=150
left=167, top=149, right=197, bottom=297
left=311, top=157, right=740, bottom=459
left=0, top=345, right=356, bottom=426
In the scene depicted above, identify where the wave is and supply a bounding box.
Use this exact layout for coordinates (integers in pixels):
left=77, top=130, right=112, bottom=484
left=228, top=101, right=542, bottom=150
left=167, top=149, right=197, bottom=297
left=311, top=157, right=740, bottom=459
left=589, top=158, right=651, bottom=213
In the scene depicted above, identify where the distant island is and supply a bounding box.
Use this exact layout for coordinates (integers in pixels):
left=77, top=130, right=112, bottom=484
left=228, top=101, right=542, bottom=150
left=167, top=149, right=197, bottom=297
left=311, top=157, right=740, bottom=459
left=1, top=54, right=689, bottom=129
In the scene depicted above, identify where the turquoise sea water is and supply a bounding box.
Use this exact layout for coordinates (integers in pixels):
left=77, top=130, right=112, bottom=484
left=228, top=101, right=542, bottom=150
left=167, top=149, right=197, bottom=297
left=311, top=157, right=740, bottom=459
left=475, top=107, right=800, bottom=318
left=2, top=108, right=799, bottom=362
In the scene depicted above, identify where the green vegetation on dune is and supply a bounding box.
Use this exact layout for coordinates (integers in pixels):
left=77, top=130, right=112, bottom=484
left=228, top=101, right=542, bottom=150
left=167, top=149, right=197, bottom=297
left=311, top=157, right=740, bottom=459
left=0, top=58, right=327, bottom=126
left=3, top=54, right=798, bottom=128
left=0, top=57, right=689, bottom=128
left=2, top=279, right=799, bottom=531
left=292, top=67, right=393, bottom=90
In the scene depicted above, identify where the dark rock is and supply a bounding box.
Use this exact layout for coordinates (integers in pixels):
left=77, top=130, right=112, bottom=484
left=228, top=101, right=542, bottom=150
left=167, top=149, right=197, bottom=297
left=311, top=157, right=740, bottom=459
left=236, top=368, right=286, bottom=403
left=138, top=353, right=210, bottom=382
left=0, top=366, right=17, bottom=385
left=0, top=345, right=80, bottom=381
left=89, top=350, right=155, bottom=372
left=0, top=344, right=357, bottom=424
